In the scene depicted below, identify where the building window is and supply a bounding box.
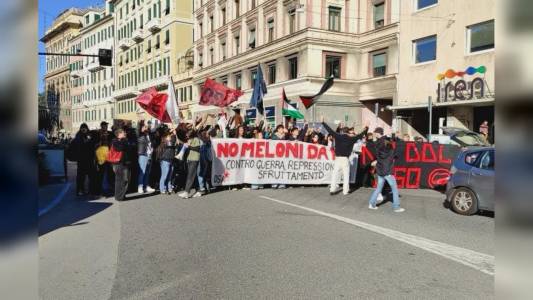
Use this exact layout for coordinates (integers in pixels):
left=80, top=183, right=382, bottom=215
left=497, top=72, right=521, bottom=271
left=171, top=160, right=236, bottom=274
left=165, top=30, right=170, bottom=44
left=147, top=40, right=152, bottom=53
left=234, top=34, right=240, bottom=55
left=198, top=53, right=203, bottom=67
left=221, top=7, right=226, bottom=25
left=199, top=22, right=203, bottom=37
left=251, top=0, right=256, bottom=10
left=328, top=7, right=341, bottom=31
left=467, top=20, right=494, bottom=53
left=235, top=0, right=240, bottom=18
left=235, top=73, right=242, bottom=90
left=288, top=9, right=296, bottom=34
left=268, top=63, right=276, bottom=84
left=248, top=28, right=256, bottom=49
left=288, top=56, right=298, bottom=79
left=209, top=15, right=214, bottom=33
left=372, top=52, right=387, bottom=76
left=374, top=2, right=384, bottom=28
left=267, top=18, right=274, bottom=42
left=250, top=69, right=257, bottom=87
left=221, top=76, right=228, bottom=86
left=325, top=55, right=341, bottom=78
left=210, top=48, right=214, bottom=65
left=156, top=35, right=160, bottom=48
left=416, top=0, right=438, bottom=10
left=413, top=35, right=436, bottom=63
left=165, top=0, right=170, bottom=15
left=221, top=41, right=226, bottom=60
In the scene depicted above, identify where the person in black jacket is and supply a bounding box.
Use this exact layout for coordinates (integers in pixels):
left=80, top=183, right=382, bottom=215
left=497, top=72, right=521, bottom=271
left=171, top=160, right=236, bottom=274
left=368, top=127, right=404, bottom=212
left=137, top=122, right=155, bottom=194
left=321, top=117, right=368, bottom=196
left=111, top=129, right=132, bottom=201
left=156, top=132, right=176, bottom=194
left=70, top=123, right=97, bottom=196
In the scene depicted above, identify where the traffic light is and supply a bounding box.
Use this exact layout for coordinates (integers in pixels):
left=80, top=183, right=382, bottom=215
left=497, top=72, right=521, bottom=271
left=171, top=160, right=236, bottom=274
left=98, top=48, right=112, bottom=66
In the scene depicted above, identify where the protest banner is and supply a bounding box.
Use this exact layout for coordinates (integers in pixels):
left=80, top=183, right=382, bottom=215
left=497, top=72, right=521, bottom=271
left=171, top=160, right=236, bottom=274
left=360, top=142, right=461, bottom=189
left=211, top=139, right=345, bottom=186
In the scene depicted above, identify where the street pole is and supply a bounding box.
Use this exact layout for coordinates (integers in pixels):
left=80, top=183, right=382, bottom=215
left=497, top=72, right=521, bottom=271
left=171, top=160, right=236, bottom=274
left=428, top=96, right=432, bottom=141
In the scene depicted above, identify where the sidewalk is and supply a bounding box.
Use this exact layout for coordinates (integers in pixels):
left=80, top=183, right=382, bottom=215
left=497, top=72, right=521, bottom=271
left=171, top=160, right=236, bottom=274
left=38, top=162, right=77, bottom=216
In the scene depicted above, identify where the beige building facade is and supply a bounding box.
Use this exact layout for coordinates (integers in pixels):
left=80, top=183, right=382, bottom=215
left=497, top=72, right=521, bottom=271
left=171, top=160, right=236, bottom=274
left=394, top=0, right=495, bottom=139
left=111, top=0, right=194, bottom=126
left=192, top=0, right=400, bottom=132
left=71, top=5, right=117, bottom=131
left=41, top=8, right=86, bottom=135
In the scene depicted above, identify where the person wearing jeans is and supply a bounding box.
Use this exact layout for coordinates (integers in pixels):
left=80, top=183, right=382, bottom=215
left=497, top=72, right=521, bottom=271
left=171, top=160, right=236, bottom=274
left=157, top=132, right=176, bottom=194
left=137, top=123, right=154, bottom=193
left=368, top=127, right=405, bottom=212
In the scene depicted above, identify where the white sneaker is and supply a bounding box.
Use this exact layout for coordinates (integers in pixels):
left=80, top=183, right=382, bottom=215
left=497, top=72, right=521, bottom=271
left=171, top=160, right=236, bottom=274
left=138, top=187, right=144, bottom=194
left=192, top=191, right=202, bottom=198
left=368, top=204, right=378, bottom=210
left=146, top=187, right=156, bottom=193
left=393, top=207, right=405, bottom=213
left=178, top=191, right=189, bottom=198
left=376, top=193, right=384, bottom=204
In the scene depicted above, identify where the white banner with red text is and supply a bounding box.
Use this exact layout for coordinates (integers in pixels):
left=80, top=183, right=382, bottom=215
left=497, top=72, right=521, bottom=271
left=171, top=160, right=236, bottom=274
left=211, top=139, right=357, bottom=186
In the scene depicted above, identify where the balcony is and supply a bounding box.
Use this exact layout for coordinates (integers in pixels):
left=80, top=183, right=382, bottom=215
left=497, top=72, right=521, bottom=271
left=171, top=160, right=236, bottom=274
left=139, top=77, right=167, bottom=91
left=70, top=69, right=82, bottom=78
left=87, top=60, right=104, bottom=72
left=132, top=28, right=145, bottom=42
left=112, top=86, right=140, bottom=100
left=119, top=38, right=132, bottom=50
left=146, top=19, right=161, bottom=32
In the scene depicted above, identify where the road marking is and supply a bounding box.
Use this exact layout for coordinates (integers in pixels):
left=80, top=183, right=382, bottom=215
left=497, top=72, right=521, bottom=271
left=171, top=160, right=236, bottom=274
left=259, top=195, right=495, bottom=276
left=38, top=183, right=71, bottom=217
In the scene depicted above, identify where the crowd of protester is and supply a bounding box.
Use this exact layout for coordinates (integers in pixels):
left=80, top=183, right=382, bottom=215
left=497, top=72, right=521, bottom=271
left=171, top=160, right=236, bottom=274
left=65, top=110, right=425, bottom=207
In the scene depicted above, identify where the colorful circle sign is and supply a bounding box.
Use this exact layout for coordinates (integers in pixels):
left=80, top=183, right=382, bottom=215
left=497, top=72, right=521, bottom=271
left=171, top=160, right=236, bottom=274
left=437, top=66, right=486, bottom=80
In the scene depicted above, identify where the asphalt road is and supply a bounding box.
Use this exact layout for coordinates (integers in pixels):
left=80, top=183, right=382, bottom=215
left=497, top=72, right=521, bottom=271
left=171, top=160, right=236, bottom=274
left=39, top=186, right=494, bottom=299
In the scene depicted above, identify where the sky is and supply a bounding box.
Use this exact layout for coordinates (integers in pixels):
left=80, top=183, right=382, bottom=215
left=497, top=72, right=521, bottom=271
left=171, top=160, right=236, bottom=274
left=38, top=0, right=106, bottom=93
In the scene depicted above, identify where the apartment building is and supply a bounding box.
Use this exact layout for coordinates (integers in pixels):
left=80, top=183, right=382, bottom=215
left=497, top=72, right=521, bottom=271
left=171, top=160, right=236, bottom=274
left=394, top=0, right=495, bottom=138
left=41, top=8, right=86, bottom=135
left=71, top=5, right=116, bottom=130
left=111, top=0, right=194, bottom=125
left=192, top=0, right=400, bottom=131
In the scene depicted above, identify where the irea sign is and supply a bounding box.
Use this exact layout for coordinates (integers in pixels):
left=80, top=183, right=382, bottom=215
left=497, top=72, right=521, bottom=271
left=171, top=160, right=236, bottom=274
left=436, top=66, right=487, bottom=103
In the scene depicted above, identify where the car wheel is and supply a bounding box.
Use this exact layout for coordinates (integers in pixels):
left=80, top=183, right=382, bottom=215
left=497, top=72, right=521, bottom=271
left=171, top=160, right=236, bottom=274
left=451, top=188, right=478, bottom=216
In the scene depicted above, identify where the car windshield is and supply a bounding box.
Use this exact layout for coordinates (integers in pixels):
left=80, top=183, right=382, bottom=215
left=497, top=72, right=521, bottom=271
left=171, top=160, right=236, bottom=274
left=454, top=132, right=488, bottom=146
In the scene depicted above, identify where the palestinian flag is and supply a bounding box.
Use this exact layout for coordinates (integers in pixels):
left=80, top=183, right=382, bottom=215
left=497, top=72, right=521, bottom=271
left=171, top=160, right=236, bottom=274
left=299, top=76, right=334, bottom=109
left=281, top=88, right=304, bottom=119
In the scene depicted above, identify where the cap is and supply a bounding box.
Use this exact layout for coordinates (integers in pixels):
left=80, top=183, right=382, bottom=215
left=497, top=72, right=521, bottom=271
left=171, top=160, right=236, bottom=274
left=100, top=121, right=109, bottom=126
left=373, top=127, right=384, bottom=135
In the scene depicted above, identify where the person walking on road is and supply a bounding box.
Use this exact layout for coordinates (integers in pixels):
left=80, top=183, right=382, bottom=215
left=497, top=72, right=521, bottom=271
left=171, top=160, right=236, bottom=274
left=321, top=116, right=368, bottom=196
left=368, top=127, right=405, bottom=212
left=111, top=129, right=132, bottom=201
left=156, top=132, right=176, bottom=195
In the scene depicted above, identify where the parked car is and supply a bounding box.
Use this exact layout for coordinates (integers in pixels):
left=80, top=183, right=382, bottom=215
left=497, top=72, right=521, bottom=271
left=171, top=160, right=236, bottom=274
left=445, top=146, right=495, bottom=215
left=429, top=127, right=490, bottom=147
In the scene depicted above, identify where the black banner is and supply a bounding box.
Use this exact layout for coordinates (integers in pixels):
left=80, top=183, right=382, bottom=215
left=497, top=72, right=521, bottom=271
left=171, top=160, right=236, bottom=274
left=359, top=142, right=461, bottom=189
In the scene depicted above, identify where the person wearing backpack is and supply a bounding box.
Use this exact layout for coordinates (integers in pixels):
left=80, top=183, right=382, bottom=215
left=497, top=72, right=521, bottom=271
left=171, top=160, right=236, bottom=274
left=70, top=123, right=96, bottom=196
left=109, top=128, right=132, bottom=201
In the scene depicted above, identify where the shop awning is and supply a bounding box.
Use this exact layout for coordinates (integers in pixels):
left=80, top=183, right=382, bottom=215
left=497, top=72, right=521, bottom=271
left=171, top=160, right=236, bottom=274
left=390, top=97, right=495, bottom=110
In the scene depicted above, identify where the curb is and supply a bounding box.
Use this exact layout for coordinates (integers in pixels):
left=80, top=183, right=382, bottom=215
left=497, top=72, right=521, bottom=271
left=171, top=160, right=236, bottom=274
left=39, top=183, right=71, bottom=217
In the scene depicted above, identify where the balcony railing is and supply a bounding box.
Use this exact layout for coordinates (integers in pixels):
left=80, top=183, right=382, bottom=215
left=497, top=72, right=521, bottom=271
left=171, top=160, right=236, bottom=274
left=146, top=19, right=161, bottom=32
left=87, top=61, right=104, bottom=72
left=112, top=85, right=140, bottom=100
left=119, top=38, right=132, bottom=50
left=373, top=66, right=387, bottom=77
left=70, top=69, right=82, bottom=78
left=132, top=29, right=145, bottom=42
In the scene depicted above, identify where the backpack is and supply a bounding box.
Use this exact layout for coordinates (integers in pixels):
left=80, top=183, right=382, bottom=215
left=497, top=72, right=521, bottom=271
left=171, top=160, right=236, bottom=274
left=106, top=145, right=123, bottom=164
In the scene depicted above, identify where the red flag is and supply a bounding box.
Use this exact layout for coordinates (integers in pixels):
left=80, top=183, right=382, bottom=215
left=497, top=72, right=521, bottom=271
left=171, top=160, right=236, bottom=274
left=200, top=78, right=243, bottom=107
left=136, top=87, right=171, bottom=123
